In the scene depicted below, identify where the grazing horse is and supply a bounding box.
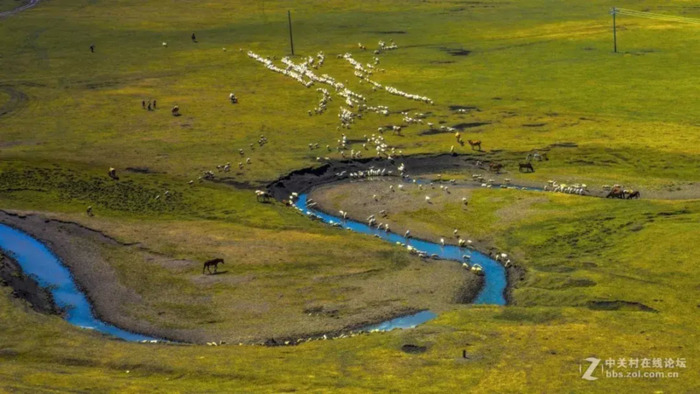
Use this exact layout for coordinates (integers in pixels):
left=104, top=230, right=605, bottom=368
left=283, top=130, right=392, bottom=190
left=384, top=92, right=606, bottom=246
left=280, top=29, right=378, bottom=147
left=488, top=162, right=503, bottom=173
left=626, top=190, right=641, bottom=199
left=203, top=258, right=224, bottom=274
left=467, top=140, right=481, bottom=151
left=108, top=167, right=119, bottom=180
left=519, top=162, right=534, bottom=173
left=606, top=187, right=625, bottom=199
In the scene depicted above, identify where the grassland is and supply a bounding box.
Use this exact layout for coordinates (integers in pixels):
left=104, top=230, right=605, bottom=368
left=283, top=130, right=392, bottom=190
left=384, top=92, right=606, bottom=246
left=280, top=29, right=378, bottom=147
left=0, top=0, right=699, bottom=391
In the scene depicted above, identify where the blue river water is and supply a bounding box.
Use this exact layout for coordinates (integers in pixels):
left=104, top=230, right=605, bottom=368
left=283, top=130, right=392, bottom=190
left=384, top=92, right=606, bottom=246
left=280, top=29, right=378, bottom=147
left=295, top=193, right=508, bottom=329
left=0, top=223, right=160, bottom=342
left=0, top=187, right=509, bottom=341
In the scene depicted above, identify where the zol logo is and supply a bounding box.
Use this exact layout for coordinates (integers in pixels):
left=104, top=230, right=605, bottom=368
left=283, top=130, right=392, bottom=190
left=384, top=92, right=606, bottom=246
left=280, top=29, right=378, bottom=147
left=581, top=357, right=601, bottom=381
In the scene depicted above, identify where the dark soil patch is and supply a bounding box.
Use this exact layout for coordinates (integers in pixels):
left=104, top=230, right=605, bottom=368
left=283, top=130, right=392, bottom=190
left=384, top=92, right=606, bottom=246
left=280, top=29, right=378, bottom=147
left=587, top=300, right=657, bottom=312
left=565, top=278, right=596, bottom=288
left=267, top=153, right=488, bottom=200
left=440, top=47, right=471, bottom=56
left=430, top=60, right=455, bottom=64
left=125, top=167, right=155, bottom=174
left=401, top=344, right=427, bottom=354
left=522, top=123, right=546, bottom=127
left=0, top=253, right=61, bottom=315
left=453, top=122, right=490, bottom=130
left=209, top=177, right=259, bottom=190
left=535, top=265, right=577, bottom=273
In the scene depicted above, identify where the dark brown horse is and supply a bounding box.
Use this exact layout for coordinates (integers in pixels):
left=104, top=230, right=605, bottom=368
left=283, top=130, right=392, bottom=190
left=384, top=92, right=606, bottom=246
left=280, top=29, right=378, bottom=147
left=606, top=187, right=625, bottom=199
left=519, top=162, right=534, bottom=172
left=626, top=190, right=641, bottom=199
left=488, top=162, right=503, bottom=173
left=467, top=140, right=481, bottom=151
left=203, top=258, right=224, bottom=274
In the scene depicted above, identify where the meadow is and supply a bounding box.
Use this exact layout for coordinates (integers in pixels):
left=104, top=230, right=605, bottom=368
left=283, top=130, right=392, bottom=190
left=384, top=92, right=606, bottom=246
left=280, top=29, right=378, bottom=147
left=0, top=0, right=698, bottom=391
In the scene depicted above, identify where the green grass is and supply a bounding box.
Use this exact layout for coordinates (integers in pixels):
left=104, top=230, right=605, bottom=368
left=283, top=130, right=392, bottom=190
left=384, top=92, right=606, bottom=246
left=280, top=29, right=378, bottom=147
left=1, top=0, right=699, bottom=391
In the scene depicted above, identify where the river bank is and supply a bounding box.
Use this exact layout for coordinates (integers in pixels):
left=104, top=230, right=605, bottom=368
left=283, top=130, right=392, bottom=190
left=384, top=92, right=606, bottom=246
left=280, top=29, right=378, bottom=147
left=0, top=251, right=61, bottom=315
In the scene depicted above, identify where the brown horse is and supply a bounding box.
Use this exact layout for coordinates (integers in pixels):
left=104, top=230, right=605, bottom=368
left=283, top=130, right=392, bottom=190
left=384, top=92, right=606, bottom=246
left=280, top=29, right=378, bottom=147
left=606, top=187, right=625, bottom=199
left=467, top=140, right=481, bottom=151
left=519, top=162, right=534, bottom=172
left=488, top=162, right=503, bottom=173
left=626, top=190, right=641, bottom=199
left=203, top=258, right=224, bottom=274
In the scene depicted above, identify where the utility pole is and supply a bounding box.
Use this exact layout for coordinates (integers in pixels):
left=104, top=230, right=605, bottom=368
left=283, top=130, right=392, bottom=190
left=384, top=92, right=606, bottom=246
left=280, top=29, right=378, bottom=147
left=611, top=7, right=617, bottom=53
left=288, top=10, right=295, bottom=56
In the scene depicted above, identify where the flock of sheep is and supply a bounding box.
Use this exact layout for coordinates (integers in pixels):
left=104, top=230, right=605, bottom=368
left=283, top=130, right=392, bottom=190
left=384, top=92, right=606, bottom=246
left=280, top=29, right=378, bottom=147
left=247, top=39, right=433, bottom=136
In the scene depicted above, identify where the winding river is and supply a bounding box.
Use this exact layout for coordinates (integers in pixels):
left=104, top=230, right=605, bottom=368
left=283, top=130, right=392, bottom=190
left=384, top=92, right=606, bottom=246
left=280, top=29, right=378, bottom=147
left=295, top=193, right=507, bottom=310
left=0, top=186, right=509, bottom=342
left=0, top=223, right=160, bottom=342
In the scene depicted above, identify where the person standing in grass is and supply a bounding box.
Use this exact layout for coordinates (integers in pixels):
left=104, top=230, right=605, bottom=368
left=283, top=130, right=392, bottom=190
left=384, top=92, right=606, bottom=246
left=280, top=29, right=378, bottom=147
left=89, top=44, right=94, bottom=53
left=191, top=33, right=196, bottom=42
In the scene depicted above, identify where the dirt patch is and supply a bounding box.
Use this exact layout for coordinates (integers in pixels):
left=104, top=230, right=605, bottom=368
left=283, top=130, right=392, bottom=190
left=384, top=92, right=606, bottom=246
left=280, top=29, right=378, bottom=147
left=125, top=167, right=156, bottom=174
left=440, top=48, right=471, bottom=56
left=0, top=252, right=61, bottom=315
left=267, top=154, right=488, bottom=200
left=401, top=344, right=427, bottom=354
left=522, top=123, right=546, bottom=127
left=453, top=122, right=490, bottom=130
left=587, top=300, right=657, bottom=312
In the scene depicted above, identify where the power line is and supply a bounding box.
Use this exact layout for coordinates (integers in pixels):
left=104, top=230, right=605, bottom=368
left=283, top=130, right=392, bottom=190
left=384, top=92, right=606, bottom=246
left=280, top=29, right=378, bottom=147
left=614, top=7, right=700, bottom=25
left=609, top=7, right=700, bottom=53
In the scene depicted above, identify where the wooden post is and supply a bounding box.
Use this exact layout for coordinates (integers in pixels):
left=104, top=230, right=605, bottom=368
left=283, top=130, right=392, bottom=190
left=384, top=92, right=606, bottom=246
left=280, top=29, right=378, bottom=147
left=288, top=10, right=295, bottom=56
